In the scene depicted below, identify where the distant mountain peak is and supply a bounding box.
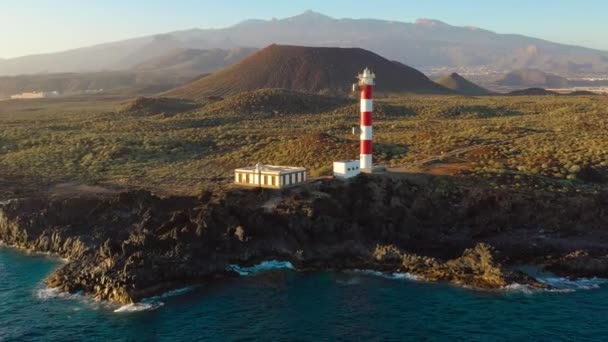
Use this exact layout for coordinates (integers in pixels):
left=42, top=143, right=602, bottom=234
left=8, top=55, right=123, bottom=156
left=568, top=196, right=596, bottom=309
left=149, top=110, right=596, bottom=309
left=289, top=10, right=334, bottom=21
left=415, top=18, right=449, bottom=27
left=436, top=72, right=490, bottom=95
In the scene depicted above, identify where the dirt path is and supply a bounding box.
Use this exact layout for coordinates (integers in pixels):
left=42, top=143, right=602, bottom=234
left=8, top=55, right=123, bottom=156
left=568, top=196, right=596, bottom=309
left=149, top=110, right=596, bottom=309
left=390, top=133, right=538, bottom=175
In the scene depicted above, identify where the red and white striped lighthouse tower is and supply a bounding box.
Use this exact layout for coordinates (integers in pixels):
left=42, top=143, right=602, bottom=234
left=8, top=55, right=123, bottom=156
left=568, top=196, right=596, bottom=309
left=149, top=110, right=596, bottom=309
left=358, top=68, right=375, bottom=170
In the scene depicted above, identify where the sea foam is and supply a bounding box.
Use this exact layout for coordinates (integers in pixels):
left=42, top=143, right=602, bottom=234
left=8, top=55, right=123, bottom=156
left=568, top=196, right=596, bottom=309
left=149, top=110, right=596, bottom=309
left=36, top=287, right=86, bottom=301
left=156, top=286, right=194, bottom=299
left=35, top=286, right=112, bottom=311
left=347, top=269, right=419, bottom=281
left=227, top=260, right=295, bottom=276
left=113, top=286, right=196, bottom=313
left=505, top=276, right=607, bottom=294
left=113, top=302, right=164, bottom=313
left=538, top=275, right=607, bottom=291
left=36, top=284, right=193, bottom=314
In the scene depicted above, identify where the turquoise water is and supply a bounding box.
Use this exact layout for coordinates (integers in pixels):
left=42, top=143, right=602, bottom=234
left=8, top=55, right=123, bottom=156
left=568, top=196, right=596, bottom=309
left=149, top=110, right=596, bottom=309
left=2, top=246, right=608, bottom=341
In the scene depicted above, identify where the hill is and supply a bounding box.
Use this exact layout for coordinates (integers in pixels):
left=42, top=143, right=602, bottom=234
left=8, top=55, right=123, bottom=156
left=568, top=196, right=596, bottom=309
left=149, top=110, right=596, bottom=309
left=168, top=44, right=449, bottom=100
left=201, top=88, right=351, bottom=117
left=1, top=11, right=608, bottom=76
left=120, top=97, right=200, bottom=116
left=496, top=69, right=570, bottom=88
left=435, top=73, right=490, bottom=95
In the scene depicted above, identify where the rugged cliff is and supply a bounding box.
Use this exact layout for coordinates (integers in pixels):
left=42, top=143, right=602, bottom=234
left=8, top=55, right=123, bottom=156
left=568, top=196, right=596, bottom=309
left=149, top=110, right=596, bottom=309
left=1, top=175, right=607, bottom=303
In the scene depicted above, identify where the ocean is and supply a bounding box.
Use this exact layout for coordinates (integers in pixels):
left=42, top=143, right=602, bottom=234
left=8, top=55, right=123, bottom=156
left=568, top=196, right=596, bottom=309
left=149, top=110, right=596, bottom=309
left=2, top=246, right=608, bottom=341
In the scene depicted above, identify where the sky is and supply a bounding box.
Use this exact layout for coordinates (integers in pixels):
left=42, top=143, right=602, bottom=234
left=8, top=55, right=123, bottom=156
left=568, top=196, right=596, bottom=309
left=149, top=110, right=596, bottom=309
left=1, top=0, right=607, bottom=59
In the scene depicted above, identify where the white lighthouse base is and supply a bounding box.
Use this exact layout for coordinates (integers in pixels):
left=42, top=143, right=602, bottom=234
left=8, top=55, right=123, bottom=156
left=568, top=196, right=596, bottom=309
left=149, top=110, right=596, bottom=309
left=360, top=155, right=372, bottom=170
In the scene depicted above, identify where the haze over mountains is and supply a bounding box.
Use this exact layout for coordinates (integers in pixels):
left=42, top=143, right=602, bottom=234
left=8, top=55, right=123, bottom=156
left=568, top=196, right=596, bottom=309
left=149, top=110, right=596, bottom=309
left=496, top=69, right=571, bottom=88
left=1, top=11, right=608, bottom=77
left=132, top=47, right=256, bottom=75
left=0, top=47, right=257, bottom=98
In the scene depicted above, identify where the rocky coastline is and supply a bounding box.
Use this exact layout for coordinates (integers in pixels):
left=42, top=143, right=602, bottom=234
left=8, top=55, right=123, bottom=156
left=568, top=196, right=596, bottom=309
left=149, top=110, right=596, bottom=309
left=1, top=174, right=607, bottom=304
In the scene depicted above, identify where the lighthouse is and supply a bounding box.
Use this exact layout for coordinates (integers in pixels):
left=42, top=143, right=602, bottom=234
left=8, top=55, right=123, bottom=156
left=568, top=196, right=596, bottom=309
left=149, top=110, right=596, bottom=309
left=358, top=68, right=375, bottom=170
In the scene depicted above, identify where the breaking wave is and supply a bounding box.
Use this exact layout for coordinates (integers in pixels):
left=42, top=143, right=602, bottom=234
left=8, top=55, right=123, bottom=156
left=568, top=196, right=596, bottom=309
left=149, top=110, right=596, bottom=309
left=35, top=286, right=111, bottom=311
left=227, top=260, right=295, bottom=276
left=505, top=275, right=608, bottom=294
left=36, top=287, right=84, bottom=300
left=37, top=285, right=192, bottom=314
left=114, top=287, right=194, bottom=313
left=347, top=269, right=419, bottom=281
left=114, top=302, right=164, bottom=313
left=156, top=286, right=194, bottom=299
left=143, top=286, right=194, bottom=302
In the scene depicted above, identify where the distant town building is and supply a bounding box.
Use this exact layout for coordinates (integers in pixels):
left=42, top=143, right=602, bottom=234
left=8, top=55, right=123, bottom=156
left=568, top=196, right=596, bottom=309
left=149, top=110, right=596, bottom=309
left=333, top=160, right=361, bottom=179
left=10, top=91, right=59, bottom=100
left=234, top=163, right=307, bottom=189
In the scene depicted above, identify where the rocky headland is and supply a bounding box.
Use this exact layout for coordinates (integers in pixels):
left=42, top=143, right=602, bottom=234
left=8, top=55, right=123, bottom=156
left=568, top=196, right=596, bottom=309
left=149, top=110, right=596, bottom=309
left=1, top=174, right=607, bottom=303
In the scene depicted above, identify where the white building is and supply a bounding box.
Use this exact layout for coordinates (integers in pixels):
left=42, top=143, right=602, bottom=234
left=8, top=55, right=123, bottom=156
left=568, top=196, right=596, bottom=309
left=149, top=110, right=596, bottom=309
left=333, top=160, right=361, bottom=179
left=235, top=163, right=307, bottom=189
left=10, top=91, right=59, bottom=100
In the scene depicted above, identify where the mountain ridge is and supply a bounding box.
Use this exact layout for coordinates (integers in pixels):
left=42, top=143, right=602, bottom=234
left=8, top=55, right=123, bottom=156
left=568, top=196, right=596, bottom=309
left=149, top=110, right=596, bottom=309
left=1, top=11, right=607, bottom=76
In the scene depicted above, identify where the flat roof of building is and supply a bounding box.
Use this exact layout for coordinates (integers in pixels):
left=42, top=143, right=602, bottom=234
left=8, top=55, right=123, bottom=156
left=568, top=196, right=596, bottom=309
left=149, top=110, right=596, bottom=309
left=235, top=164, right=306, bottom=174
left=334, top=160, right=360, bottom=164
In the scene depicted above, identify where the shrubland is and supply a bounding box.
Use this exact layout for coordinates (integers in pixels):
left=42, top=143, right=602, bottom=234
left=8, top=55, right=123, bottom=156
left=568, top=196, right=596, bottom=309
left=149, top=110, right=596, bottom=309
left=0, top=91, right=606, bottom=196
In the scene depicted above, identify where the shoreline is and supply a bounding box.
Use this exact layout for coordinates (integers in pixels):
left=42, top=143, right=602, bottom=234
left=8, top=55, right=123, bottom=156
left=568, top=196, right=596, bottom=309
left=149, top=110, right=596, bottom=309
left=21, top=253, right=608, bottom=311
left=4, top=237, right=608, bottom=311
left=1, top=174, right=608, bottom=304
left=22, top=256, right=608, bottom=312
